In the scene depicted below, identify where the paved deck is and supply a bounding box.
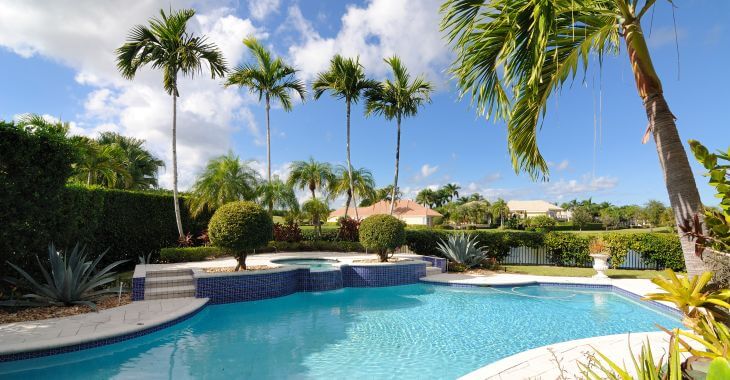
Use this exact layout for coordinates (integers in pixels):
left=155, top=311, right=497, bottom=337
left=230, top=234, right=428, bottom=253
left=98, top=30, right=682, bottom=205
left=0, top=297, right=207, bottom=356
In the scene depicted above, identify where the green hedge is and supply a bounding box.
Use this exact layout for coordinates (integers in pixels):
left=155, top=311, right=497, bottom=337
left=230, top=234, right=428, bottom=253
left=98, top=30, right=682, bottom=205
left=160, top=241, right=366, bottom=262
left=405, top=230, right=544, bottom=258
left=160, top=247, right=223, bottom=263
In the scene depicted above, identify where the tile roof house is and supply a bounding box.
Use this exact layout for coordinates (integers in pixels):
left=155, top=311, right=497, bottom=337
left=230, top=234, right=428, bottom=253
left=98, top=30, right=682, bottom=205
left=327, top=199, right=442, bottom=226
left=507, top=200, right=567, bottom=220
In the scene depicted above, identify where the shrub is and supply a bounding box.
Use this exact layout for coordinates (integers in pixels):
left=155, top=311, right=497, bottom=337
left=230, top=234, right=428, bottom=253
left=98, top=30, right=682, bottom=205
left=273, top=222, right=303, bottom=242
left=635, top=233, right=684, bottom=271
left=359, top=215, right=406, bottom=262
left=543, top=232, right=591, bottom=266
left=208, top=201, right=273, bottom=270
left=524, top=215, right=556, bottom=232
left=160, top=247, right=223, bottom=263
left=337, top=217, right=360, bottom=242
left=301, top=226, right=339, bottom=241
left=436, top=234, right=486, bottom=268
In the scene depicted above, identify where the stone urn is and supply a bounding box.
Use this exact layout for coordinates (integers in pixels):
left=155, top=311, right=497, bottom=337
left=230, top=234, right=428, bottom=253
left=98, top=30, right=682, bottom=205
left=590, top=253, right=610, bottom=279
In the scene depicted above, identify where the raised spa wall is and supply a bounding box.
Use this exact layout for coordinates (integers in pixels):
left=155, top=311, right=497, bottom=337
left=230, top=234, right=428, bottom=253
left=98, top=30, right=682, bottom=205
left=133, top=256, right=447, bottom=304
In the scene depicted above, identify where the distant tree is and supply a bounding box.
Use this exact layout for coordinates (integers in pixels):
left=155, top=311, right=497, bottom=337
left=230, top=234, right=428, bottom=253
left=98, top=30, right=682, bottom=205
left=72, top=137, right=130, bottom=187
left=434, top=188, right=451, bottom=207
left=491, top=198, right=509, bottom=228
left=302, top=198, right=330, bottom=236
left=599, top=207, right=621, bottom=230
left=117, top=8, right=227, bottom=238
left=442, top=183, right=461, bottom=202
left=189, top=152, right=260, bottom=217
left=257, top=176, right=299, bottom=214
left=225, top=36, right=306, bottom=184
left=328, top=165, right=376, bottom=217
left=287, top=158, right=334, bottom=201
left=96, top=132, right=164, bottom=190
left=360, top=185, right=401, bottom=207
left=643, top=200, right=666, bottom=231
left=571, top=207, right=593, bottom=231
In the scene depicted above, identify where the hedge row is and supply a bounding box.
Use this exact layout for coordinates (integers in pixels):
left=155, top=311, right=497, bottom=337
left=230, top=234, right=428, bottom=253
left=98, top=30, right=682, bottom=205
left=404, top=230, right=685, bottom=271
left=160, top=240, right=365, bottom=262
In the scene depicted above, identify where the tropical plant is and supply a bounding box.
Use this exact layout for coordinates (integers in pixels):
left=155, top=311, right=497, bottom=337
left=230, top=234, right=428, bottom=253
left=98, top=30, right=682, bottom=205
left=96, top=132, right=164, bottom=190
left=599, top=207, right=621, bottom=230
left=273, top=222, right=303, bottom=243
left=436, top=233, right=486, bottom=268
left=416, top=188, right=438, bottom=208
left=571, top=206, right=593, bottom=231
left=441, top=0, right=708, bottom=275
left=337, top=217, right=361, bottom=242
left=5, top=243, right=127, bottom=309
left=643, top=200, right=667, bottom=231
left=365, top=56, right=433, bottom=214
left=72, top=137, right=131, bottom=186
left=117, top=8, right=227, bottom=239
left=302, top=198, right=330, bottom=236
left=225, top=36, right=306, bottom=184
left=328, top=165, right=376, bottom=217
left=525, top=215, right=557, bottom=232
left=442, top=183, right=461, bottom=202
left=189, top=152, right=260, bottom=217
left=359, top=214, right=406, bottom=262
left=491, top=198, right=509, bottom=228
left=257, top=176, right=299, bottom=214
left=313, top=55, right=378, bottom=219
left=360, top=185, right=402, bottom=207
left=208, top=201, right=272, bottom=270
left=287, top=158, right=334, bottom=201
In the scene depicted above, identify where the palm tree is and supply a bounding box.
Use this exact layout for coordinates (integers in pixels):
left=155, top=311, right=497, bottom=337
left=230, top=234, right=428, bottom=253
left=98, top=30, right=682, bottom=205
left=491, top=198, right=509, bottom=228
left=258, top=176, right=299, bottom=214
left=329, top=165, right=376, bottom=218
left=313, top=55, right=378, bottom=220
left=225, top=37, right=306, bottom=183
left=302, top=198, right=330, bottom=236
left=287, top=158, right=334, bottom=201
left=442, top=183, right=461, bottom=202
left=416, top=188, right=437, bottom=208
left=72, top=137, right=130, bottom=187
left=96, top=132, right=164, bottom=190
left=116, top=8, right=227, bottom=239
left=365, top=56, right=434, bottom=215
left=442, top=0, right=708, bottom=275
left=189, top=152, right=260, bottom=217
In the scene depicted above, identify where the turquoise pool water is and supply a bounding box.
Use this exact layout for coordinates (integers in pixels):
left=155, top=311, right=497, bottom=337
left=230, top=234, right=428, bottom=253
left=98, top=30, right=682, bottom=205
left=271, top=258, right=339, bottom=271
left=0, top=284, right=681, bottom=379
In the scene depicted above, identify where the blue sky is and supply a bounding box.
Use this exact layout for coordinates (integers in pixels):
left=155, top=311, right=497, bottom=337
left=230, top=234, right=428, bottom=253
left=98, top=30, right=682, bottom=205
left=0, top=0, right=728, bottom=207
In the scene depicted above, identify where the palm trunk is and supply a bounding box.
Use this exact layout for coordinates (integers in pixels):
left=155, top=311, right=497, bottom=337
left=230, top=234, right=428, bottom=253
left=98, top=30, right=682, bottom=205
left=265, top=94, right=271, bottom=183
left=346, top=99, right=359, bottom=220
left=344, top=190, right=351, bottom=219
left=623, top=21, right=707, bottom=276
left=172, top=94, right=184, bottom=238
left=390, top=116, right=402, bottom=215
left=87, top=171, right=92, bottom=185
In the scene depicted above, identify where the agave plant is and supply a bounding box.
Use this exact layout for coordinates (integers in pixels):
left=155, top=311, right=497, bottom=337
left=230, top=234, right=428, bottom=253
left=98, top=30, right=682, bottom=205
left=7, top=243, right=127, bottom=309
left=436, top=233, right=486, bottom=268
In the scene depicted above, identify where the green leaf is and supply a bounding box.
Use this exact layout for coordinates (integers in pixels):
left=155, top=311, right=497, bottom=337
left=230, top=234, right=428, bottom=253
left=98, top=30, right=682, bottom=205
left=707, top=357, right=730, bottom=380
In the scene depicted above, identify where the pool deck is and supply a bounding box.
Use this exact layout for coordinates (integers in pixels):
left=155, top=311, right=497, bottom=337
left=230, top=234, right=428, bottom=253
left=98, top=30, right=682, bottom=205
left=0, top=258, right=681, bottom=377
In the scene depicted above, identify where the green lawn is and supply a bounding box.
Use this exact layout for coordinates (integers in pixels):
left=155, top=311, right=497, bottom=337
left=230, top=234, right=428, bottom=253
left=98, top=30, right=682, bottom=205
left=501, top=265, right=675, bottom=279
left=568, top=227, right=672, bottom=235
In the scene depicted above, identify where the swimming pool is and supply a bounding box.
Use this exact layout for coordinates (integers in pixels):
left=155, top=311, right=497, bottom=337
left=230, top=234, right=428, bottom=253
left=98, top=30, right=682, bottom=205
left=271, top=258, right=340, bottom=271
left=0, top=284, right=681, bottom=379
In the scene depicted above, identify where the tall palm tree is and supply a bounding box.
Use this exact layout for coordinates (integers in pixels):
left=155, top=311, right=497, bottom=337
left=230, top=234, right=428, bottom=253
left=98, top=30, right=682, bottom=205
left=287, top=158, right=334, bottom=201
left=490, top=198, right=509, bottom=228
left=189, top=152, right=260, bottom=217
left=442, top=183, right=461, bottom=202
left=258, top=176, right=299, bottom=214
left=72, top=137, right=130, bottom=187
left=96, top=132, right=164, bottom=190
left=116, top=8, right=227, bottom=238
left=225, top=37, right=306, bottom=183
left=313, top=55, right=378, bottom=219
left=329, top=165, right=376, bottom=218
left=365, top=56, right=434, bottom=215
left=442, top=0, right=708, bottom=275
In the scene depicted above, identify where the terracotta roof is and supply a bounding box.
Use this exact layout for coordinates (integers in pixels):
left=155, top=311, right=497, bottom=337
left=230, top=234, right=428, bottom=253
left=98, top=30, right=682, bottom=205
left=329, top=199, right=442, bottom=219
left=507, top=200, right=563, bottom=213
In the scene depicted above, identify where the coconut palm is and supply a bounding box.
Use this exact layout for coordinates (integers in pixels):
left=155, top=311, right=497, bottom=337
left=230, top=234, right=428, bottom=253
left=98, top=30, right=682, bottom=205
left=287, top=158, right=334, bottom=201
left=442, top=183, right=461, bottom=202
left=96, top=132, right=164, bottom=190
left=72, top=137, right=130, bottom=187
left=416, top=188, right=438, bottom=208
left=329, top=165, right=376, bottom=218
left=258, top=176, right=299, bottom=214
left=313, top=55, right=378, bottom=219
left=189, top=152, right=260, bottom=217
left=116, top=8, right=227, bottom=238
left=442, top=0, right=708, bottom=274
left=225, top=37, right=306, bottom=183
left=491, top=198, right=509, bottom=228
left=365, top=56, right=434, bottom=215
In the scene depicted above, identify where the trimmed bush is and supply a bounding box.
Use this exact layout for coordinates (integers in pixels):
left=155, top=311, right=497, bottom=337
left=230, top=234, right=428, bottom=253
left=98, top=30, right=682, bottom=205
left=208, top=201, right=273, bottom=269
left=160, top=247, right=223, bottom=263
left=543, top=232, right=592, bottom=266
left=359, top=215, right=406, bottom=262
left=273, top=222, right=303, bottom=242
left=524, top=215, right=557, bottom=232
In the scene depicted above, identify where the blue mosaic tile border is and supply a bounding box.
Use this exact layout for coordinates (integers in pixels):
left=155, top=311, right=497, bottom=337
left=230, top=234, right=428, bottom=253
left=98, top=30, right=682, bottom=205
left=196, top=269, right=304, bottom=304
left=341, top=263, right=427, bottom=287
left=131, top=277, right=145, bottom=301
left=0, top=299, right=208, bottom=363
left=306, top=270, right=343, bottom=292
left=420, top=256, right=447, bottom=273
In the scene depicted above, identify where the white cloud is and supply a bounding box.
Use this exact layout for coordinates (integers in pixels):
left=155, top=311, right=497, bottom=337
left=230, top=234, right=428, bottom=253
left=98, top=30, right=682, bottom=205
left=248, top=0, right=280, bottom=21
left=548, top=159, right=570, bottom=171
left=286, top=0, right=451, bottom=83
left=543, top=175, right=618, bottom=200
left=419, top=164, right=439, bottom=178
left=0, top=0, right=266, bottom=190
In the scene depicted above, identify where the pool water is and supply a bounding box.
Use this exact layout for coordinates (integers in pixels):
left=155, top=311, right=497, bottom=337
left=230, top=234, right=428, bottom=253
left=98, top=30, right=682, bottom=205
left=271, top=258, right=339, bottom=271
left=0, top=284, right=681, bottom=379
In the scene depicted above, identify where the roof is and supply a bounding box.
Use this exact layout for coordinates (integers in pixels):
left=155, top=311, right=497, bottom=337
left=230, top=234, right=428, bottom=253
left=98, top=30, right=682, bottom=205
left=329, top=199, right=442, bottom=219
left=507, top=200, right=563, bottom=213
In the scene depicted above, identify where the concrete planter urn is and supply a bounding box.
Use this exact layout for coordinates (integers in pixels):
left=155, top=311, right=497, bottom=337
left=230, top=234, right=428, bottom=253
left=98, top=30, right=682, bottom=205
left=590, top=253, right=610, bottom=279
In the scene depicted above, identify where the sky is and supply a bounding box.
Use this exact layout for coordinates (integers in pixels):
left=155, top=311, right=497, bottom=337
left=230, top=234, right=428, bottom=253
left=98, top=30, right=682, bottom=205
left=0, top=0, right=728, bottom=208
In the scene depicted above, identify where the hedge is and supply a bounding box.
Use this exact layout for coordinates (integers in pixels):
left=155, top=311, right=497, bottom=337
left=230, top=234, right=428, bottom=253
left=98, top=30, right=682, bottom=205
left=405, top=230, right=544, bottom=259
left=160, top=240, right=366, bottom=262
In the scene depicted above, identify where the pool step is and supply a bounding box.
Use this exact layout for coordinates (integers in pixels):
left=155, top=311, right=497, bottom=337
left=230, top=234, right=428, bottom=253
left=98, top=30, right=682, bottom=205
left=424, top=267, right=442, bottom=277
left=144, top=269, right=195, bottom=300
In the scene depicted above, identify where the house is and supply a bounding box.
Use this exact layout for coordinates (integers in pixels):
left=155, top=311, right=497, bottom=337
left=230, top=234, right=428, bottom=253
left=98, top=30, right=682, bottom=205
left=327, top=199, right=442, bottom=226
left=507, top=200, right=566, bottom=220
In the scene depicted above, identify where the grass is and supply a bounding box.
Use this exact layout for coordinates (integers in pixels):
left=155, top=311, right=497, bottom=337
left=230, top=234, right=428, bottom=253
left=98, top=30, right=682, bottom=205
left=501, top=265, right=677, bottom=279
left=568, top=227, right=672, bottom=235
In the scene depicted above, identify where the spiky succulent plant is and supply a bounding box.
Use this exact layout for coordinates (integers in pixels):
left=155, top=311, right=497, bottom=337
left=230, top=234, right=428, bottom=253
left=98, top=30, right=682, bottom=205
left=436, top=233, right=486, bottom=268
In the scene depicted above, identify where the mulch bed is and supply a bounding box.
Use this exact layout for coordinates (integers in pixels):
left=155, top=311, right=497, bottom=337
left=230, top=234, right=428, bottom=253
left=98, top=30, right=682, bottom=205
left=461, top=268, right=497, bottom=276
left=203, top=265, right=273, bottom=273
left=0, top=294, right=132, bottom=325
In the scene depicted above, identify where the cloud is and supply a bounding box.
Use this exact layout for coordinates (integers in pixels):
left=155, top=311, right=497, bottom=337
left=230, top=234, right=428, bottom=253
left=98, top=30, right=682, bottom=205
left=419, top=164, right=439, bottom=179
left=248, top=0, right=280, bottom=21
left=543, top=175, right=618, bottom=200
left=0, top=0, right=266, bottom=190
left=548, top=159, right=570, bottom=171
left=285, top=0, right=451, bottom=83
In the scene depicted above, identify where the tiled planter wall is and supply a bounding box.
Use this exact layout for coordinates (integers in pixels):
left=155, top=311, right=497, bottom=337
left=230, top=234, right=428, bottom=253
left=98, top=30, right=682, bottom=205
left=131, top=277, right=145, bottom=301
left=341, top=263, right=427, bottom=287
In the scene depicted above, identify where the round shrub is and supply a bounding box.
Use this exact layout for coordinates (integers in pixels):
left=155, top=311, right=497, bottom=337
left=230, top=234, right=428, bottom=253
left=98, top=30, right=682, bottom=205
left=359, top=214, right=406, bottom=262
left=208, top=201, right=273, bottom=269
